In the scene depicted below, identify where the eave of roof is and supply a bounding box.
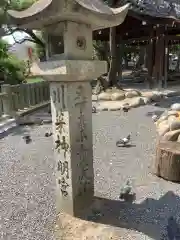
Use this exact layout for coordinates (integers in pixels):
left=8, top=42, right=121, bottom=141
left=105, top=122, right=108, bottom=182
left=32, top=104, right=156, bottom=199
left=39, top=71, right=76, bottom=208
left=116, top=0, right=180, bottom=21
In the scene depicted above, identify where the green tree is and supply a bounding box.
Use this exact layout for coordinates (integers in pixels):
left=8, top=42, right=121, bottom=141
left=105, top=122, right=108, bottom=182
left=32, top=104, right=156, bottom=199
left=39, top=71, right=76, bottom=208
left=93, top=0, right=125, bottom=89
left=0, top=39, right=27, bottom=84
left=0, top=0, right=45, bottom=53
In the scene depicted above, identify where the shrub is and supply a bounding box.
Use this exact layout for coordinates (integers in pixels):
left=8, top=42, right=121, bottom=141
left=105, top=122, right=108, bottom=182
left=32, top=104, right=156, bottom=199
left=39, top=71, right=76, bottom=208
left=0, top=39, right=27, bottom=85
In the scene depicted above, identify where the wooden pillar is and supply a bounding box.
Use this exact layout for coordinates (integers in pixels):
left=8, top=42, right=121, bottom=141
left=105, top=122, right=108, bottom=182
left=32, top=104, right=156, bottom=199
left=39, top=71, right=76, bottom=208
left=164, top=38, right=169, bottom=88
left=153, top=25, right=165, bottom=89
left=116, top=37, right=123, bottom=81
left=159, top=35, right=165, bottom=88
left=147, top=28, right=155, bottom=89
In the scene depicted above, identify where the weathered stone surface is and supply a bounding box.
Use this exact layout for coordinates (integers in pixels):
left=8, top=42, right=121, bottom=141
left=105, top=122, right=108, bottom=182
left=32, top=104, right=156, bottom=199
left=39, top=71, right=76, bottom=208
left=125, top=90, right=141, bottom=98
left=164, top=90, right=180, bottom=97
left=128, top=97, right=145, bottom=108
left=96, top=106, right=108, bottom=111
left=167, top=115, right=177, bottom=124
left=92, top=95, right=98, bottom=101
left=111, top=92, right=125, bottom=101
left=142, top=97, right=151, bottom=105
left=162, top=129, right=180, bottom=141
left=155, top=115, right=168, bottom=128
left=109, top=106, right=121, bottom=111
left=169, top=120, right=180, bottom=131
left=142, top=92, right=162, bottom=102
left=156, top=120, right=170, bottom=137
left=7, top=0, right=129, bottom=31
left=167, top=110, right=179, bottom=116
left=167, top=115, right=180, bottom=131
left=171, top=103, right=180, bottom=111
left=96, top=101, right=123, bottom=111
left=51, top=82, right=94, bottom=216
left=98, top=92, right=112, bottom=101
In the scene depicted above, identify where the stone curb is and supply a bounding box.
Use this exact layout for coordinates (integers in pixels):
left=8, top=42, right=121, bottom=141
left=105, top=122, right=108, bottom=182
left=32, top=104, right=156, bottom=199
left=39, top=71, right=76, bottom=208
left=0, top=102, right=50, bottom=139
left=16, top=101, right=50, bottom=117
left=0, top=118, right=17, bottom=139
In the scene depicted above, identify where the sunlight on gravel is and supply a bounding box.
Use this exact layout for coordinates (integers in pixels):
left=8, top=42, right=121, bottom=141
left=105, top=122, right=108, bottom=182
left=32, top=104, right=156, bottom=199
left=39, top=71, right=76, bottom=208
left=1, top=105, right=180, bottom=239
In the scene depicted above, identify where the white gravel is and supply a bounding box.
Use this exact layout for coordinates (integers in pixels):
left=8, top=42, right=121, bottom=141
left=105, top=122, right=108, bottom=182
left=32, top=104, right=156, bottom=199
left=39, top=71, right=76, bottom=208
left=0, top=125, right=56, bottom=240
left=1, top=103, right=180, bottom=239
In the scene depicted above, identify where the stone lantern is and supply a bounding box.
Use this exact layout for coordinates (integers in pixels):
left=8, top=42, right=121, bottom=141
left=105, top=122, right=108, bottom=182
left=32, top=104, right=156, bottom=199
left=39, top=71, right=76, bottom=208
left=8, top=0, right=129, bottom=216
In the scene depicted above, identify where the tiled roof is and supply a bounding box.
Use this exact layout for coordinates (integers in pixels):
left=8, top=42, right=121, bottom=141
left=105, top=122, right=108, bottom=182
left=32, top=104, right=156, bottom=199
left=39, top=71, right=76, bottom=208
left=117, top=0, right=180, bottom=19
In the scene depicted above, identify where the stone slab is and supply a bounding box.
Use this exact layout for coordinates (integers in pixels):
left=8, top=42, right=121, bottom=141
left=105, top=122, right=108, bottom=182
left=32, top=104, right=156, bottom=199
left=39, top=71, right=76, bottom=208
left=50, top=81, right=94, bottom=215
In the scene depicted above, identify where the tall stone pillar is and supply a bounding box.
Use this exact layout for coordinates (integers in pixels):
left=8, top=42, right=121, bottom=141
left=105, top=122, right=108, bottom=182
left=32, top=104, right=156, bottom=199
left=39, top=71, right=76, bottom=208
left=45, top=22, right=107, bottom=215
left=7, top=0, right=129, bottom=216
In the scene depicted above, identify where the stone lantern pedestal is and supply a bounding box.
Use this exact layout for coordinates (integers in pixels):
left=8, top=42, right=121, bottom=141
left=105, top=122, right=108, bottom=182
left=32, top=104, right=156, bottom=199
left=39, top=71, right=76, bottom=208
left=8, top=0, right=129, bottom=216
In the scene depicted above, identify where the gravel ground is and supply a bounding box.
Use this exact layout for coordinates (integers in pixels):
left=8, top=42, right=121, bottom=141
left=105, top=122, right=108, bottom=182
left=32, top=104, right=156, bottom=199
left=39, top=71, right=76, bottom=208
left=1, top=103, right=180, bottom=239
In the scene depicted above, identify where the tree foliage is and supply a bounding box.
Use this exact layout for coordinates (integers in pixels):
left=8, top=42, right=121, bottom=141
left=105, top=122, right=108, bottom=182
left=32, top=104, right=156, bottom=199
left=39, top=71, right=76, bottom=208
left=0, top=39, right=27, bottom=84
left=0, top=0, right=40, bottom=84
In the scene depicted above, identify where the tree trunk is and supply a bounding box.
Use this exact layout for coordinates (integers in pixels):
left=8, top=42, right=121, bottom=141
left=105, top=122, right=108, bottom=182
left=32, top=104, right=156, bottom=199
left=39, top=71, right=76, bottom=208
left=154, top=141, right=180, bottom=182
left=116, top=41, right=123, bottom=80
left=108, top=26, right=117, bottom=87
left=124, top=53, right=128, bottom=69
left=175, top=50, right=180, bottom=72
left=144, top=46, right=148, bottom=68
left=103, top=41, right=110, bottom=71
left=135, top=47, right=145, bottom=69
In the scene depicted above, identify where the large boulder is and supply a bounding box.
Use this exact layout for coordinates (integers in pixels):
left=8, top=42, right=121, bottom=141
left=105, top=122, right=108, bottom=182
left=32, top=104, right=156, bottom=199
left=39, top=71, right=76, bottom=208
left=156, top=120, right=170, bottom=137
left=162, top=129, right=180, bottom=141
left=98, top=92, right=112, bottom=101
left=111, top=92, right=125, bottom=101
left=156, top=115, right=168, bottom=126
left=128, top=97, right=145, bottom=108
left=167, top=115, right=180, bottom=131
left=171, top=103, right=180, bottom=111
left=125, top=90, right=141, bottom=98
left=156, top=110, right=178, bottom=126
left=169, top=120, right=180, bottom=131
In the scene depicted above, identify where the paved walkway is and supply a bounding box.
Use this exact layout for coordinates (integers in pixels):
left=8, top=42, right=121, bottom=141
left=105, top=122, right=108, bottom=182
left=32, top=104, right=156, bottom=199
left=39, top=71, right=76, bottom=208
left=1, top=104, right=180, bottom=239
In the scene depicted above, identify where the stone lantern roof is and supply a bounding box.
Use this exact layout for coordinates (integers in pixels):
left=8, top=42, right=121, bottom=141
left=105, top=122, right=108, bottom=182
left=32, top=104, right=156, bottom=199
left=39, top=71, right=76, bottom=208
left=7, top=0, right=129, bottom=30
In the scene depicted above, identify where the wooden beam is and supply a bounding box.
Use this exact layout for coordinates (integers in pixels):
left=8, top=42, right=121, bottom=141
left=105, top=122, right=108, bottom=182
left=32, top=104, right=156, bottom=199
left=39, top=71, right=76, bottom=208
left=122, top=36, right=150, bottom=44
left=164, top=39, right=168, bottom=88
left=166, top=35, right=180, bottom=41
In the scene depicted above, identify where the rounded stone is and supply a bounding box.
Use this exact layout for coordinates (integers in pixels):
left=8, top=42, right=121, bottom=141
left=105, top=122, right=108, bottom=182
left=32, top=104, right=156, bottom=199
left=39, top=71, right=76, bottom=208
left=168, top=115, right=177, bottom=124
left=96, top=106, right=108, bottom=111
left=167, top=110, right=179, bottom=116
left=108, top=107, right=121, bottom=111
left=171, top=103, right=180, bottom=111
left=142, top=92, right=162, bottom=102
left=142, top=97, right=151, bottom=105
left=156, top=120, right=170, bottom=137
left=157, top=111, right=178, bottom=126
left=128, top=97, right=145, bottom=108
left=169, top=120, right=180, bottom=131
left=111, top=92, right=125, bottom=101
left=125, top=90, right=141, bottom=98
left=162, top=129, right=180, bottom=141
left=98, top=92, right=112, bottom=101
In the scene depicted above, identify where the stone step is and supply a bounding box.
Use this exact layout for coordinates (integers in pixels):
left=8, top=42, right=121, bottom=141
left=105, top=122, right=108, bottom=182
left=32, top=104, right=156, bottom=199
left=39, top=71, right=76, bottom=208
left=0, top=118, right=17, bottom=136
